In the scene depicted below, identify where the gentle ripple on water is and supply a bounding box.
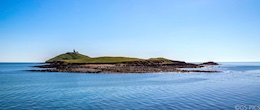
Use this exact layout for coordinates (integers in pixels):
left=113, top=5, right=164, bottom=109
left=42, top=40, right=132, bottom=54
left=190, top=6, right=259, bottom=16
left=0, top=63, right=260, bottom=110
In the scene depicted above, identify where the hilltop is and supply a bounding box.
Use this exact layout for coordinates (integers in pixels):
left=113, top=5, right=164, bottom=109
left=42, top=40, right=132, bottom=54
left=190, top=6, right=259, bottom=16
left=46, top=52, right=90, bottom=63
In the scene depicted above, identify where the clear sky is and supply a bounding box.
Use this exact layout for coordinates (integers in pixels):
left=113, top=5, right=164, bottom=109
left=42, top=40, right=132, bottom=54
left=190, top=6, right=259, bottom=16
left=0, top=0, right=259, bottom=62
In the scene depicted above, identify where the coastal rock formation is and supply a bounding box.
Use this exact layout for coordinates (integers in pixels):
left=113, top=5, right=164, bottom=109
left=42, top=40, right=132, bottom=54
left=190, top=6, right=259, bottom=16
left=30, top=61, right=218, bottom=73
left=200, top=61, right=219, bottom=65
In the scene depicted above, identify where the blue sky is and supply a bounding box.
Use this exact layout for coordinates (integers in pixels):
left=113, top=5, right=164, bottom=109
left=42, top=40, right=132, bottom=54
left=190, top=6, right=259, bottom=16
left=0, top=0, right=259, bottom=62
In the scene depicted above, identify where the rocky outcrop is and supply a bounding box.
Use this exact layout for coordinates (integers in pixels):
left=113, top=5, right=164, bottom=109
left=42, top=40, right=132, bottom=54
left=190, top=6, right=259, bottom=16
left=28, top=60, right=219, bottom=73
left=200, top=61, right=219, bottom=65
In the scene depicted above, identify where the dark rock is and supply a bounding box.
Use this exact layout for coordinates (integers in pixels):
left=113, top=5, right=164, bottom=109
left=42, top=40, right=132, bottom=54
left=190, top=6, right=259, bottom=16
left=200, top=61, right=219, bottom=65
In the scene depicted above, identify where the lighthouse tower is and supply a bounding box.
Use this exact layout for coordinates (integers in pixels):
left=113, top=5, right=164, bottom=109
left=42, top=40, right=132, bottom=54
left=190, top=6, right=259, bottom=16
left=73, top=49, right=78, bottom=53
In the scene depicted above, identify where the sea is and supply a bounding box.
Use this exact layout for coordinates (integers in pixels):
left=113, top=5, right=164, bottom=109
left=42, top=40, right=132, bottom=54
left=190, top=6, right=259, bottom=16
left=0, top=62, right=260, bottom=110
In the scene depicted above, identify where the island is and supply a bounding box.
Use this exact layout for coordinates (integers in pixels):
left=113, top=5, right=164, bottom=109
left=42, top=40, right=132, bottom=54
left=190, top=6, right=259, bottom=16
left=28, top=51, right=220, bottom=73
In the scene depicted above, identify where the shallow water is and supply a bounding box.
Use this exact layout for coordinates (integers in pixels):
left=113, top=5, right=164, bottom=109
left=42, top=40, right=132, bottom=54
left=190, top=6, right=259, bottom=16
left=0, top=63, right=260, bottom=110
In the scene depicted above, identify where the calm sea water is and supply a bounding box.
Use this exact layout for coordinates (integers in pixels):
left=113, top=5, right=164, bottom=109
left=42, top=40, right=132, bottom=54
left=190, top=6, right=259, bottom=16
left=0, top=63, right=260, bottom=110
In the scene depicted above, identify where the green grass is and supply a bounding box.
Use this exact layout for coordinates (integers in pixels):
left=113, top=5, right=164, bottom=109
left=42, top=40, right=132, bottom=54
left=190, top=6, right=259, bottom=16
left=64, top=56, right=144, bottom=64
left=148, top=57, right=171, bottom=61
left=146, top=57, right=177, bottom=64
left=46, top=52, right=90, bottom=63
left=46, top=52, right=175, bottom=64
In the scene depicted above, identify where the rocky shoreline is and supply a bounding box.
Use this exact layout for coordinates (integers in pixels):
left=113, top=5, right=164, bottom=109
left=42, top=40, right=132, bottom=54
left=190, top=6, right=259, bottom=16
left=28, top=61, right=220, bottom=73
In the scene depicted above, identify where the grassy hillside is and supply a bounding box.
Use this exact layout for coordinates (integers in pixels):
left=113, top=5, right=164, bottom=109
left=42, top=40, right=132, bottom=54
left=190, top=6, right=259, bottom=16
left=46, top=52, right=90, bottom=63
left=46, top=52, right=177, bottom=64
left=148, top=57, right=172, bottom=61
left=65, top=56, right=144, bottom=64
left=146, top=57, right=175, bottom=64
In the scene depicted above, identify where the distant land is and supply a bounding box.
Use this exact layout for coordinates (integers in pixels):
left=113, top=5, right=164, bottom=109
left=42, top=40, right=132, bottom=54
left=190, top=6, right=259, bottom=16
left=29, top=50, right=219, bottom=73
